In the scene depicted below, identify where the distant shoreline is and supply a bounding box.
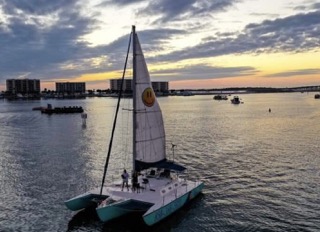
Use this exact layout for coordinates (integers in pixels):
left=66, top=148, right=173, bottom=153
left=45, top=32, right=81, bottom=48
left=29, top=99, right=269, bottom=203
left=174, top=86, right=320, bottom=94
left=1, top=86, right=319, bottom=100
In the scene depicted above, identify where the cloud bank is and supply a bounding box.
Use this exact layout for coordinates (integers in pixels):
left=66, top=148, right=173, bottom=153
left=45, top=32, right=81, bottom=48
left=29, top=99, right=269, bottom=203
left=0, top=0, right=319, bottom=88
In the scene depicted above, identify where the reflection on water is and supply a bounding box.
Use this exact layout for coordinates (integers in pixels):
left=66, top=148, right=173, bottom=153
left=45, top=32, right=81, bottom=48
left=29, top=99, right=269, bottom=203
left=0, top=93, right=319, bottom=231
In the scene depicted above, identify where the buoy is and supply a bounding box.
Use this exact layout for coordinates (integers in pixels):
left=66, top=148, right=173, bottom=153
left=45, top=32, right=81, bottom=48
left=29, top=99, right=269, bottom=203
left=81, top=113, right=87, bottom=126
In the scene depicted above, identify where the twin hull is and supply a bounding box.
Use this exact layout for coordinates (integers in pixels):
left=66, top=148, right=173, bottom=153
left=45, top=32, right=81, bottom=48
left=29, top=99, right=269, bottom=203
left=96, top=199, right=153, bottom=222
left=66, top=182, right=204, bottom=226
left=64, top=193, right=108, bottom=211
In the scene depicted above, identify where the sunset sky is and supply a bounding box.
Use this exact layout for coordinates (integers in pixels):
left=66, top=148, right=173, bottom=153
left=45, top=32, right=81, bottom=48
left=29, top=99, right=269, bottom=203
left=0, top=0, right=320, bottom=91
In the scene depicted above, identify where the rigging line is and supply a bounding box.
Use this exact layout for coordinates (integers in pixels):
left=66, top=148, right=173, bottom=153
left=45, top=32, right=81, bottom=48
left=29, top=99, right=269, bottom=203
left=124, top=70, right=133, bottom=168
left=123, top=90, right=131, bottom=168
left=126, top=101, right=133, bottom=164
left=122, top=92, right=130, bottom=168
left=100, top=30, right=132, bottom=195
left=145, top=106, right=147, bottom=161
left=121, top=98, right=126, bottom=169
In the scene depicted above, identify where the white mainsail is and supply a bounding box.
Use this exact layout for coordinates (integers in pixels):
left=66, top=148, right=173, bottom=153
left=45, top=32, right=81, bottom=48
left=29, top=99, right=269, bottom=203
left=133, top=33, right=166, bottom=167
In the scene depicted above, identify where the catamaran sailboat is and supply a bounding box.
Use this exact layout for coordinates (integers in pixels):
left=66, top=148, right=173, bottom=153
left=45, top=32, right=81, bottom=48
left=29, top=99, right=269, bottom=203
left=65, top=26, right=204, bottom=226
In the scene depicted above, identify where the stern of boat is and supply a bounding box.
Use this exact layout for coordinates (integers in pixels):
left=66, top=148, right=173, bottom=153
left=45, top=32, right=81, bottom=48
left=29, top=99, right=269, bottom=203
left=96, top=197, right=154, bottom=222
left=65, top=190, right=109, bottom=211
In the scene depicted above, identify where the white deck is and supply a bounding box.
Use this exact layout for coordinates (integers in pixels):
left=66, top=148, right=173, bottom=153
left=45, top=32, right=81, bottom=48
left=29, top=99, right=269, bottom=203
left=95, top=174, right=201, bottom=207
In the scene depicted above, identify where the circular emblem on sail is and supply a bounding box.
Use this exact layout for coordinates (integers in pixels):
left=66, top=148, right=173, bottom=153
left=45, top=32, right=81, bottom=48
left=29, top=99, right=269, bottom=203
left=142, top=87, right=155, bottom=107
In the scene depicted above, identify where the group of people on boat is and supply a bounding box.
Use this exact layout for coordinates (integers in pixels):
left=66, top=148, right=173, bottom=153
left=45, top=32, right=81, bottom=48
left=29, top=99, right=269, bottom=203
left=121, top=168, right=172, bottom=193
left=121, top=169, right=141, bottom=193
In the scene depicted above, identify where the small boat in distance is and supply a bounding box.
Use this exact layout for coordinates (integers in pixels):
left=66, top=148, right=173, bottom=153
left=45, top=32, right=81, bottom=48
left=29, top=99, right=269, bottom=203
left=213, top=95, right=228, bottom=100
left=64, top=26, right=204, bottom=226
left=231, top=96, right=242, bottom=104
left=41, top=104, right=83, bottom=114
left=315, top=94, right=320, bottom=99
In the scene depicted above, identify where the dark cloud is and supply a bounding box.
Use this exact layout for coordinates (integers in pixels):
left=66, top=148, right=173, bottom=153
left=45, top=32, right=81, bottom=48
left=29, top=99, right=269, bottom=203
left=104, top=27, right=185, bottom=52
left=0, top=0, right=101, bottom=81
left=1, top=0, right=79, bottom=15
left=312, top=2, right=320, bottom=10
left=133, top=28, right=186, bottom=52
left=98, top=0, right=238, bottom=23
left=154, top=10, right=320, bottom=62
left=97, top=0, right=145, bottom=7
left=0, top=10, right=185, bottom=82
left=94, top=28, right=186, bottom=72
left=139, top=0, right=238, bottom=23
left=294, top=1, right=320, bottom=11
left=264, top=69, right=320, bottom=78
left=150, top=64, right=258, bottom=81
left=0, top=0, right=189, bottom=83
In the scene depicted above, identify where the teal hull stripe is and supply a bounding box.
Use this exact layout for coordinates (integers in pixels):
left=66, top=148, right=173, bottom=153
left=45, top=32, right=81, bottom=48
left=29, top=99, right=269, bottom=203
left=96, top=199, right=153, bottom=222
left=96, top=205, right=129, bottom=222
left=65, top=194, right=107, bottom=211
left=143, top=183, right=204, bottom=226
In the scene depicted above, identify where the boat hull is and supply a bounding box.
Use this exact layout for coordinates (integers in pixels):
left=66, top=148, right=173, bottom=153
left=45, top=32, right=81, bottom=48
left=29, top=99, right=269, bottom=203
left=96, top=199, right=153, bottom=222
left=96, top=203, right=130, bottom=222
left=65, top=193, right=108, bottom=211
left=143, top=182, right=204, bottom=226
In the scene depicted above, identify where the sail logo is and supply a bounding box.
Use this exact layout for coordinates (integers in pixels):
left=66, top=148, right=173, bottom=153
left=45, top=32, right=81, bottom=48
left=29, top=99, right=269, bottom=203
left=142, top=87, right=155, bottom=107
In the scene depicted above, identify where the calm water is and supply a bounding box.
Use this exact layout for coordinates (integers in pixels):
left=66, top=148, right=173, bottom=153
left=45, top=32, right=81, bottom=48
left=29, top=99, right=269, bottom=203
left=0, top=93, right=319, bottom=232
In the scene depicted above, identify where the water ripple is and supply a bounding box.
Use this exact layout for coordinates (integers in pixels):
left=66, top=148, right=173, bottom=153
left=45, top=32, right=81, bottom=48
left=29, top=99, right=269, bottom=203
left=0, top=95, right=320, bottom=231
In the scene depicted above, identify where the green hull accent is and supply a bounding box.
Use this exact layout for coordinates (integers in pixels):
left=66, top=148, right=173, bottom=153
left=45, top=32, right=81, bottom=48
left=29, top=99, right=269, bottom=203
left=96, top=200, right=131, bottom=222
left=65, top=194, right=107, bottom=211
left=96, top=199, right=153, bottom=222
left=143, top=183, right=204, bottom=226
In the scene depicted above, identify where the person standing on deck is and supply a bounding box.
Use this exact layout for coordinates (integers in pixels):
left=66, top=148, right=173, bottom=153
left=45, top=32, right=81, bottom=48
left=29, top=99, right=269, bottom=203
left=132, top=171, right=139, bottom=193
left=121, top=169, right=129, bottom=191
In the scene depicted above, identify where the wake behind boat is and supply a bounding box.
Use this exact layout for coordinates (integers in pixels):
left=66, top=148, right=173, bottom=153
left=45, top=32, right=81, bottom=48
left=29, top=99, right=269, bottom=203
left=64, top=26, right=204, bottom=226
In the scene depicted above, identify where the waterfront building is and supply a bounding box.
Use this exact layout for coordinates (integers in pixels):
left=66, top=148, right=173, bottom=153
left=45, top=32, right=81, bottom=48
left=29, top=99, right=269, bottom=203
left=110, top=79, right=168, bottom=92
left=110, top=79, right=132, bottom=92
left=151, top=81, right=169, bottom=92
left=56, top=82, right=86, bottom=94
left=6, top=79, right=40, bottom=94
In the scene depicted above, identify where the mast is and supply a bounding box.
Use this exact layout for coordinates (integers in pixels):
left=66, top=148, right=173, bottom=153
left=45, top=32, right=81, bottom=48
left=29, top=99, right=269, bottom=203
left=99, top=29, right=132, bottom=195
left=132, top=25, right=137, bottom=172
